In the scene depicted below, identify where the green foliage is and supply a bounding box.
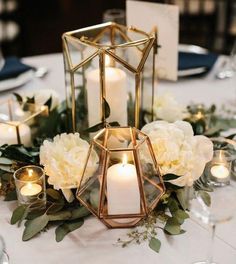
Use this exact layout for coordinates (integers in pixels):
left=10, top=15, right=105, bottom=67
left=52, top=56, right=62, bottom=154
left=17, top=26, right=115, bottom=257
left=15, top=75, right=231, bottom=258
left=23, top=214, right=49, bottom=241
left=55, top=219, right=84, bottom=242
left=163, top=174, right=180, bottom=181
left=198, top=191, right=211, bottom=207
left=11, top=205, right=27, bottom=225
left=164, top=217, right=182, bottom=235
left=0, top=97, right=218, bottom=249
left=149, top=237, right=161, bottom=253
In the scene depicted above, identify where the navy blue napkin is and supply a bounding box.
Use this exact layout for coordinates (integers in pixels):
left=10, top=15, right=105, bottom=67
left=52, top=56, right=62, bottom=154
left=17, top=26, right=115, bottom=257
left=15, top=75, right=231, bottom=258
left=178, top=52, right=218, bottom=72
left=0, top=57, right=34, bottom=81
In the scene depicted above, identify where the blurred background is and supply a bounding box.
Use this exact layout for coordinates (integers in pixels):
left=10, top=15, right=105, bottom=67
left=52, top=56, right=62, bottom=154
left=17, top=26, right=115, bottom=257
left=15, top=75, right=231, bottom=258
left=0, top=0, right=235, bottom=57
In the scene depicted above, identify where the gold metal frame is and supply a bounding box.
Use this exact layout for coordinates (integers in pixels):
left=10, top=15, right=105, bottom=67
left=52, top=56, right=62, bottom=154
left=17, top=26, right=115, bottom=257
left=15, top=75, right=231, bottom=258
left=0, top=99, right=48, bottom=145
left=76, top=126, right=165, bottom=228
left=62, top=22, right=158, bottom=132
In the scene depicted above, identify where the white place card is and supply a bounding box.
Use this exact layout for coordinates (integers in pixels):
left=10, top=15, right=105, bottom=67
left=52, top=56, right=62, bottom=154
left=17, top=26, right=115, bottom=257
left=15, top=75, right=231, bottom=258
left=126, top=0, right=179, bottom=81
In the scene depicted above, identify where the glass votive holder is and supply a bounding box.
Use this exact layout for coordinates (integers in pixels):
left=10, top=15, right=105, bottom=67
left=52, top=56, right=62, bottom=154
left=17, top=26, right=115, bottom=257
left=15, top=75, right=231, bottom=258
left=185, top=104, right=212, bottom=135
left=14, top=165, right=46, bottom=210
left=205, top=150, right=231, bottom=186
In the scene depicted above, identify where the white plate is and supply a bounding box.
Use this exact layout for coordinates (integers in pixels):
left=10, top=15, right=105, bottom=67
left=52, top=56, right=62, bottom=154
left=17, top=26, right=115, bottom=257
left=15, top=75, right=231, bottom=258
left=178, top=44, right=209, bottom=77
left=0, top=70, right=34, bottom=92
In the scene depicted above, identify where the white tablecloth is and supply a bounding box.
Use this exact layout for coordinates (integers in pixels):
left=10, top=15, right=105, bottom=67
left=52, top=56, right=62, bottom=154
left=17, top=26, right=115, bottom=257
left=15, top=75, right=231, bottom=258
left=0, top=53, right=236, bottom=264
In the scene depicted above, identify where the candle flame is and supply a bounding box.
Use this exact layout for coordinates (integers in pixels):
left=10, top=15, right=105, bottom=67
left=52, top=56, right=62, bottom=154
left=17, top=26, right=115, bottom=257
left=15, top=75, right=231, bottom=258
left=195, top=111, right=203, bottom=119
left=122, top=154, right=128, bottom=166
left=28, top=169, right=33, bottom=177
left=219, top=150, right=223, bottom=160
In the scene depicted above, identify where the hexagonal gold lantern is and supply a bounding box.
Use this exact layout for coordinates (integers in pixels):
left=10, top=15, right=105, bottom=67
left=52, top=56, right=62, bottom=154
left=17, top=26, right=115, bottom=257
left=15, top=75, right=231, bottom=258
left=76, top=126, right=165, bottom=228
left=62, top=22, right=158, bottom=133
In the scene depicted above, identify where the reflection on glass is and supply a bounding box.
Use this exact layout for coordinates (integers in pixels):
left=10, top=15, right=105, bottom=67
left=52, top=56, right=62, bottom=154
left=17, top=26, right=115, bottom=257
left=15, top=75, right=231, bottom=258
left=190, top=184, right=236, bottom=264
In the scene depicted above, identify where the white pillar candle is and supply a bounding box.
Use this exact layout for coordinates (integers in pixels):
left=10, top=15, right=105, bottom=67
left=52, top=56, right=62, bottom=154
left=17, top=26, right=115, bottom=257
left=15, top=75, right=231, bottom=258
left=20, top=183, right=42, bottom=196
left=210, top=165, right=230, bottom=179
left=0, top=122, right=31, bottom=146
left=107, top=155, right=140, bottom=219
left=86, top=67, right=127, bottom=127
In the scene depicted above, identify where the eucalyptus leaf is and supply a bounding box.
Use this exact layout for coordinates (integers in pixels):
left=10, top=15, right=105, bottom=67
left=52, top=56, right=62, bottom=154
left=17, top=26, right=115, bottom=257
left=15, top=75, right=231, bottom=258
left=149, top=237, right=161, bottom=253
left=163, top=174, right=180, bottom=181
left=109, top=121, right=120, bottom=127
left=0, top=165, right=12, bottom=173
left=0, top=145, right=37, bottom=163
left=89, top=188, right=99, bottom=209
left=0, top=157, right=13, bottom=165
left=26, top=96, right=35, bottom=104
left=167, top=198, right=179, bottom=214
left=11, top=205, right=27, bottom=225
left=48, top=211, right=72, bottom=221
left=164, top=217, right=181, bottom=235
left=198, top=191, right=211, bottom=207
left=1, top=172, right=12, bottom=181
left=13, top=93, right=23, bottom=104
left=47, top=203, right=65, bottom=214
left=85, top=122, right=104, bottom=133
left=164, top=182, right=182, bottom=191
left=176, top=189, right=189, bottom=210
left=4, top=190, right=17, bottom=201
left=44, top=96, right=52, bottom=110
left=26, top=210, right=45, bottom=220
left=46, top=188, right=62, bottom=200
left=103, top=98, right=110, bottom=119
left=55, top=219, right=84, bottom=242
left=23, top=214, right=49, bottom=241
left=71, top=206, right=90, bottom=220
left=172, top=209, right=189, bottom=224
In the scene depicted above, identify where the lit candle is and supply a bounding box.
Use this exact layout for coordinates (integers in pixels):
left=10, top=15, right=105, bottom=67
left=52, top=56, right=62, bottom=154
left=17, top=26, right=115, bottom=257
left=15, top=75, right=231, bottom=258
left=107, top=155, right=140, bottom=219
left=14, top=165, right=46, bottom=208
left=86, top=67, right=127, bottom=127
left=195, top=111, right=204, bottom=120
left=210, top=165, right=230, bottom=179
left=20, top=183, right=42, bottom=196
left=0, top=121, right=31, bottom=146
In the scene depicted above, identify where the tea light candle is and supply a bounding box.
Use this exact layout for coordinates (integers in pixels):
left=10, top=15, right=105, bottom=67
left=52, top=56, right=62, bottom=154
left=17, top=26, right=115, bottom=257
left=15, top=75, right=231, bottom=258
left=20, top=183, right=42, bottom=196
left=107, top=155, right=140, bottom=217
left=211, top=164, right=230, bottom=179
left=0, top=121, right=31, bottom=146
left=86, top=67, right=127, bottom=127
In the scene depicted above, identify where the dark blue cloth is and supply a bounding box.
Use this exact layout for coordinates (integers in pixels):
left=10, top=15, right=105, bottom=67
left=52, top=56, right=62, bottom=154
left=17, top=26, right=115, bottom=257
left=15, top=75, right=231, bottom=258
left=178, top=52, right=218, bottom=72
left=0, top=57, right=34, bottom=81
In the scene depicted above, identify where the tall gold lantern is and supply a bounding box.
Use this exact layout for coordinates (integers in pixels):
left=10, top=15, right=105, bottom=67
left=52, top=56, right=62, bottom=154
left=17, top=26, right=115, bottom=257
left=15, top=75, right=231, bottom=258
left=62, top=22, right=158, bottom=132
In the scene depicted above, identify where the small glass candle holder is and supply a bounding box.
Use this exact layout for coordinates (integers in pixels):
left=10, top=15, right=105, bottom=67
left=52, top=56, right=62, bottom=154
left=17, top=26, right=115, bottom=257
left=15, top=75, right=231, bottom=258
left=205, top=150, right=231, bottom=186
left=185, top=104, right=212, bottom=135
left=14, top=165, right=46, bottom=210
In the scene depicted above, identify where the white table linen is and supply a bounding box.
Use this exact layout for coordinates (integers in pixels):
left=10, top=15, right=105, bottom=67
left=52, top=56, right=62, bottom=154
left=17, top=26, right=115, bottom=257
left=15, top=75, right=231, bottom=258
left=0, top=53, right=236, bottom=264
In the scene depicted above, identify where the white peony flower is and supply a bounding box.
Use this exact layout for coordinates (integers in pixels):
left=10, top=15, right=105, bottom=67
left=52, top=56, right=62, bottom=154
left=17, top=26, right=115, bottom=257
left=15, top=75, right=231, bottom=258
left=40, top=133, right=98, bottom=191
left=142, top=120, right=213, bottom=187
left=153, top=93, right=186, bottom=122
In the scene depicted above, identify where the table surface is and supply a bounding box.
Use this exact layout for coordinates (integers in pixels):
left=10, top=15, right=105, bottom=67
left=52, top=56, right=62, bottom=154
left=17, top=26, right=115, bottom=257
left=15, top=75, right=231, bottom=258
left=1, top=53, right=236, bottom=264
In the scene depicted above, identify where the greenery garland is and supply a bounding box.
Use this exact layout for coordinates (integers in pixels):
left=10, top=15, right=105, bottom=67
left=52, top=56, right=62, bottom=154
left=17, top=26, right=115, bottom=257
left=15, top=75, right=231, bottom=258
left=1, top=93, right=236, bottom=252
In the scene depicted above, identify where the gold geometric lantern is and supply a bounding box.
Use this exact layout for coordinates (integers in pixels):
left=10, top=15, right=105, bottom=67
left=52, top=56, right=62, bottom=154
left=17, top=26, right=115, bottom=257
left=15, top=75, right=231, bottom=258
left=62, top=22, right=158, bottom=132
left=76, top=126, right=165, bottom=228
left=0, top=99, right=48, bottom=146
